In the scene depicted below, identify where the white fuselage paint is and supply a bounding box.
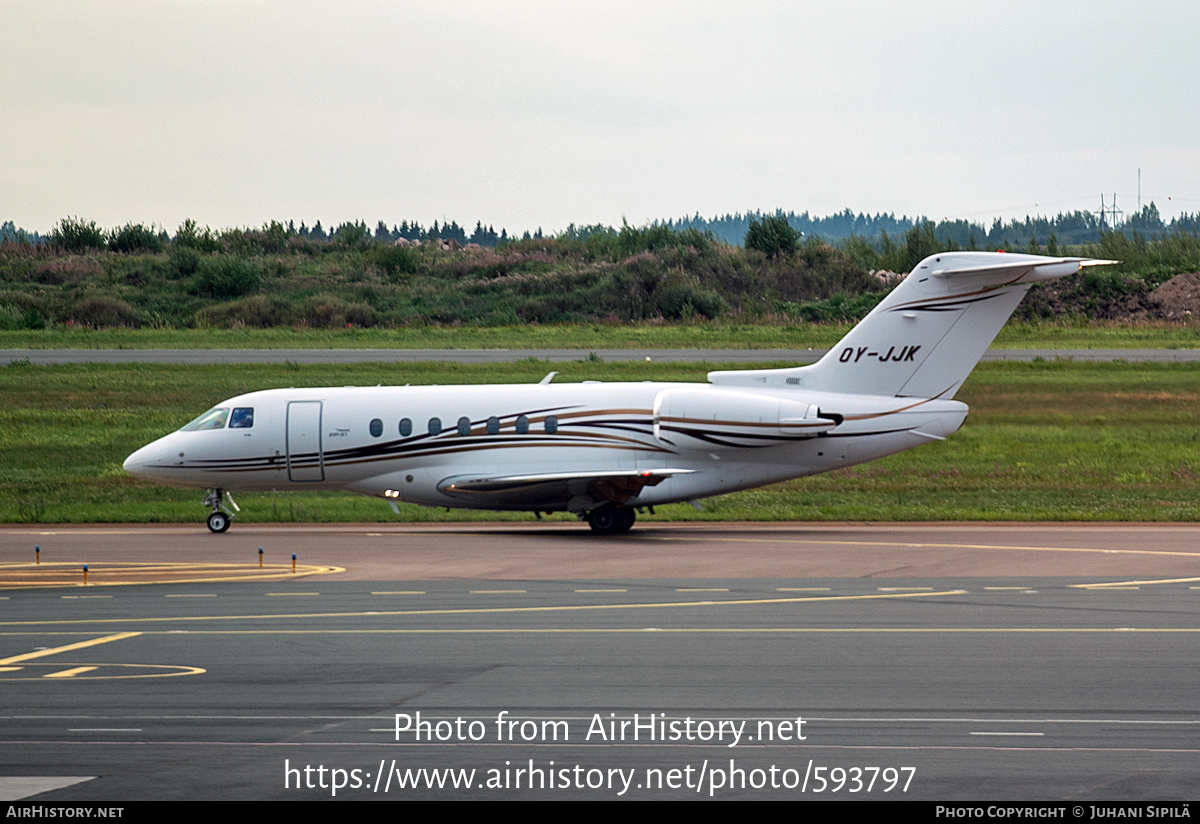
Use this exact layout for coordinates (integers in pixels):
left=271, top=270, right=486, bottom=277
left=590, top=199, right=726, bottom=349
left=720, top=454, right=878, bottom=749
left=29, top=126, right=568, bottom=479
left=122, top=381, right=967, bottom=511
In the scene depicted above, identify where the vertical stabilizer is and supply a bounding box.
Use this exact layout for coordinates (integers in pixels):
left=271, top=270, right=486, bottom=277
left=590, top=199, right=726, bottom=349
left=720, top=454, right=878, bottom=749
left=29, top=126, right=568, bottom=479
left=709, top=252, right=1114, bottom=398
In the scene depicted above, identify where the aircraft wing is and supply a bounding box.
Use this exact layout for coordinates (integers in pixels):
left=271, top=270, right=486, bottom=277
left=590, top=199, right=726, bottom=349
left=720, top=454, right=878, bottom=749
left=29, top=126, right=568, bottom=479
left=437, top=468, right=695, bottom=510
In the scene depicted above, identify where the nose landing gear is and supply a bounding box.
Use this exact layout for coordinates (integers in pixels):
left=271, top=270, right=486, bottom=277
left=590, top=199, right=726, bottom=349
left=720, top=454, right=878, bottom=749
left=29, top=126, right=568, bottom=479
left=207, top=511, right=231, bottom=533
left=202, top=488, right=239, bottom=533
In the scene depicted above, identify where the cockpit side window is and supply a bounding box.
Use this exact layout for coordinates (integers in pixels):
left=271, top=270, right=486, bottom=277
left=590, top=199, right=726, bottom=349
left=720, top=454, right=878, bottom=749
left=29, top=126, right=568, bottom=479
left=181, top=407, right=228, bottom=431
left=229, top=407, right=255, bottom=429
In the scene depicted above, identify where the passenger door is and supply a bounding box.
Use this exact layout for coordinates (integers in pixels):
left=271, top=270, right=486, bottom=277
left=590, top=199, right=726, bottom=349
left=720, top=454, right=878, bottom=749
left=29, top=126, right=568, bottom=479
left=286, top=401, right=324, bottom=481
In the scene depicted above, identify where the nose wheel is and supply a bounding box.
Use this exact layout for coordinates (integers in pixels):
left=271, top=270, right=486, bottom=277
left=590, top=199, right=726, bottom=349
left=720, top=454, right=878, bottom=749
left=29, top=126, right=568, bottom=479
left=202, top=488, right=239, bottom=533
left=207, top=511, right=232, bottom=533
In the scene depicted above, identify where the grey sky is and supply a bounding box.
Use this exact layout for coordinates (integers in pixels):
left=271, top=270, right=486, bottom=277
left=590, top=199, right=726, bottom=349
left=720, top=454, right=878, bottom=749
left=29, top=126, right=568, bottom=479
left=3, top=1, right=1197, bottom=234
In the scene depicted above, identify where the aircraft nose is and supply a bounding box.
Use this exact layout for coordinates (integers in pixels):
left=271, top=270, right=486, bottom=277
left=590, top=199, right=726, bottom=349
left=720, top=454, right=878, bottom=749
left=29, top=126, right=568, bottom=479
left=123, top=440, right=167, bottom=479
left=123, top=445, right=148, bottom=478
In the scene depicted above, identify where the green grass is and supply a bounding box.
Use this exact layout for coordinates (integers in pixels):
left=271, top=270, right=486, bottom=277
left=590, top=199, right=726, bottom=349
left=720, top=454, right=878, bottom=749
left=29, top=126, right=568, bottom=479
left=2, top=360, right=1198, bottom=525
left=2, top=321, right=1199, bottom=350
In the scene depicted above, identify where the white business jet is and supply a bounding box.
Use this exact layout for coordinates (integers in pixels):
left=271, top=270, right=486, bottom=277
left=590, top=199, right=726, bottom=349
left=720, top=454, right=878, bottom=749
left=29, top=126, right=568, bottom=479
left=123, top=251, right=1113, bottom=534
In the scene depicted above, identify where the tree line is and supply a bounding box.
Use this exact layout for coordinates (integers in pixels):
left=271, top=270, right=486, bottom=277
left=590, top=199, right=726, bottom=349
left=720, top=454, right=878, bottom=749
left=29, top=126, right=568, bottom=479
left=5, top=202, right=1198, bottom=255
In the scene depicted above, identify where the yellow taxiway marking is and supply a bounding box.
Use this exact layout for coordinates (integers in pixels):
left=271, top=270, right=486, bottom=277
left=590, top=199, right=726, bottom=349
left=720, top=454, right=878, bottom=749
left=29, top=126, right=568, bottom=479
left=0, top=662, right=205, bottom=681
left=0, top=632, right=141, bottom=665
left=0, top=633, right=204, bottom=681
left=45, top=666, right=98, bottom=678
left=0, top=561, right=344, bottom=590
left=0, top=590, right=967, bottom=628
left=1072, top=576, right=1200, bottom=589
left=653, top=534, right=1200, bottom=559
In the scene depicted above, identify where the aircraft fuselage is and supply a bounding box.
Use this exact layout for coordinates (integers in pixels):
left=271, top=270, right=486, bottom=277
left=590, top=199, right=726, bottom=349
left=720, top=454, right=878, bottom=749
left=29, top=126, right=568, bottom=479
left=123, top=381, right=967, bottom=511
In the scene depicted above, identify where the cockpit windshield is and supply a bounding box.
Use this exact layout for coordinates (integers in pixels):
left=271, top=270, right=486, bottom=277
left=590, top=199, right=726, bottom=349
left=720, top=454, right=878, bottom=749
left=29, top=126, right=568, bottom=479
left=229, top=407, right=254, bottom=428
left=181, top=407, right=228, bottom=431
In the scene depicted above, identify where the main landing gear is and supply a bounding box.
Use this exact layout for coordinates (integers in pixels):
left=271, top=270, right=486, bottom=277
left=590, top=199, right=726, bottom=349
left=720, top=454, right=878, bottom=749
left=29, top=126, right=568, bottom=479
left=585, top=506, right=636, bottom=535
left=203, top=488, right=239, bottom=533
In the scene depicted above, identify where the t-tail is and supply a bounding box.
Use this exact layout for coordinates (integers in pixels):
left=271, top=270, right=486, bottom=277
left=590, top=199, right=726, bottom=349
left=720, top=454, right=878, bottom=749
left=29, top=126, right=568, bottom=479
left=710, top=251, right=1117, bottom=399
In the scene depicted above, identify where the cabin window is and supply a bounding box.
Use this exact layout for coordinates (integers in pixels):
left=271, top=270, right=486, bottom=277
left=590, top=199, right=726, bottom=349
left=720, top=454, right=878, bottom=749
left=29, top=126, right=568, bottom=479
left=486, top=416, right=500, bottom=435
left=545, top=415, right=558, bottom=434
left=428, top=417, right=442, bottom=435
left=399, top=417, right=412, bottom=437
left=229, top=407, right=254, bottom=429
left=515, top=415, right=529, bottom=434
left=369, top=418, right=383, bottom=437
left=181, top=407, right=228, bottom=431
left=457, top=416, right=471, bottom=435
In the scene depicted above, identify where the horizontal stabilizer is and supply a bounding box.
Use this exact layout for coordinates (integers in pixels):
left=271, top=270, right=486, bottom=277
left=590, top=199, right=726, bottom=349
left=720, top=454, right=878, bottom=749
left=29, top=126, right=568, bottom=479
left=930, top=256, right=1119, bottom=282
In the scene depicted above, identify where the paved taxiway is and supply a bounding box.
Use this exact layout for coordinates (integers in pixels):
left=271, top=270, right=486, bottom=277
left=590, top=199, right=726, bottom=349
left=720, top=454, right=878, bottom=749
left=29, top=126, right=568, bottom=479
left=2, top=522, right=1198, bottom=801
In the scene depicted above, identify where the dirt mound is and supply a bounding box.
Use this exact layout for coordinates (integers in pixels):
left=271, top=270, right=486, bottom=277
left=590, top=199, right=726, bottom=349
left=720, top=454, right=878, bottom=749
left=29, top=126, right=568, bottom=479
left=1149, top=273, right=1200, bottom=321
left=1016, top=271, right=1200, bottom=323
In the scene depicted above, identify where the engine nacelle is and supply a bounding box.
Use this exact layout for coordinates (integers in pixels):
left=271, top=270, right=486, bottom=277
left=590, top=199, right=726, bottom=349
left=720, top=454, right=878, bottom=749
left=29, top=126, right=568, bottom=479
left=652, top=389, right=836, bottom=450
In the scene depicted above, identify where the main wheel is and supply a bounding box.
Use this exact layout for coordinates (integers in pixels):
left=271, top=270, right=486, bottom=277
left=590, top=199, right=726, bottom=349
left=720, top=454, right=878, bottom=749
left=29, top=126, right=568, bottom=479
left=206, top=511, right=231, bottom=533
left=586, top=506, right=635, bottom=535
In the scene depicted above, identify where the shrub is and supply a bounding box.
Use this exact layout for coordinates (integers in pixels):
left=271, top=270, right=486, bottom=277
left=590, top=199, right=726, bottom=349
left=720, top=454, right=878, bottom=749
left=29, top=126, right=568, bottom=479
left=50, top=217, right=106, bottom=252
left=370, top=244, right=423, bottom=279
left=788, top=291, right=887, bottom=322
left=21, top=307, right=46, bottom=329
left=0, top=303, right=31, bottom=330
left=192, top=257, right=263, bottom=299
left=745, top=215, right=800, bottom=258
left=108, top=223, right=163, bottom=253
left=332, top=220, right=372, bottom=248
left=33, top=258, right=103, bottom=285
left=300, top=295, right=378, bottom=328
left=175, top=219, right=222, bottom=253
left=169, top=247, right=201, bottom=278
left=195, top=295, right=280, bottom=328
left=770, top=242, right=878, bottom=302
left=656, top=283, right=728, bottom=319
left=618, top=223, right=713, bottom=258
left=71, top=296, right=138, bottom=327
left=610, top=254, right=663, bottom=320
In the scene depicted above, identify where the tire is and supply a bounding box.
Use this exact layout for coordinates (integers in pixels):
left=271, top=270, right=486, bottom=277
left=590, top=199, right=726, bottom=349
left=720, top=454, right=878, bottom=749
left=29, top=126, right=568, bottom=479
left=207, top=511, right=231, bottom=533
left=587, top=506, right=635, bottom=535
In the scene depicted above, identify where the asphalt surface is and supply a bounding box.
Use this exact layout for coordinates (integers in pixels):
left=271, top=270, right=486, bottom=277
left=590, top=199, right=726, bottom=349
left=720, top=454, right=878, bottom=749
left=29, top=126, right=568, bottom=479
left=1, top=522, right=1198, bottom=801
left=5, top=347, right=1200, bottom=364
